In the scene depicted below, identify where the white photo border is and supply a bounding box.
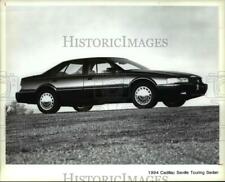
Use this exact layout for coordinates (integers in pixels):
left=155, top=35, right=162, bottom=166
left=0, top=0, right=224, bottom=181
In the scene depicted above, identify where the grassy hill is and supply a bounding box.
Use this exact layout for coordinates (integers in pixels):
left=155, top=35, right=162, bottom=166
left=6, top=106, right=219, bottom=164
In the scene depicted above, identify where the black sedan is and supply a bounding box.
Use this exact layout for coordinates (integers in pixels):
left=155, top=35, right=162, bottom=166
left=16, top=57, right=208, bottom=113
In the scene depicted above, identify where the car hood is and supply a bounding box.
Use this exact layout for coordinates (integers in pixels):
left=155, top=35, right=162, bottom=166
left=126, top=69, right=199, bottom=78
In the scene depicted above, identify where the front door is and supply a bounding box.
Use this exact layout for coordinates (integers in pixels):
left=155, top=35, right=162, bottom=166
left=83, top=59, right=124, bottom=104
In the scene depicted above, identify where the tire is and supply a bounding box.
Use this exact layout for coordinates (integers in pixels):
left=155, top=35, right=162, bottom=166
left=73, top=105, right=93, bottom=112
left=37, top=89, right=60, bottom=114
left=163, top=99, right=185, bottom=107
left=132, top=82, right=158, bottom=109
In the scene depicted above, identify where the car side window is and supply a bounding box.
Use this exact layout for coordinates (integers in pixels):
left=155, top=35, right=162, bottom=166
left=59, top=66, right=67, bottom=73
left=64, top=63, right=83, bottom=75
left=87, top=63, right=97, bottom=75
left=55, top=65, right=67, bottom=76
left=87, top=61, right=115, bottom=75
left=97, top=62, right=113, bottom=74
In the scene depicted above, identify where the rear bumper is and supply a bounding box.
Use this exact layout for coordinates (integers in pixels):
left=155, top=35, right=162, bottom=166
left=157, top=83, right=208, bottom=101
left=16, top=90, right=36, bottom=104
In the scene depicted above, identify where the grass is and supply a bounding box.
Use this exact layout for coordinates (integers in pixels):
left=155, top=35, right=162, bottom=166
left=6, top=106, right=219, bottom=164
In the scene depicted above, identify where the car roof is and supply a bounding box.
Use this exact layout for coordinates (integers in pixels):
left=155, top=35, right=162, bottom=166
left=63, top=57, right=126, bottom=64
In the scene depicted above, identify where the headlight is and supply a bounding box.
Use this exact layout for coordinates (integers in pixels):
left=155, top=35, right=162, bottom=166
left=167, top=77, right=189, bottom=84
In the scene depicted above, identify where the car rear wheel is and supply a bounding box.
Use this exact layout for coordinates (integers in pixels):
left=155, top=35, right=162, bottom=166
left=163, top=99, right=185, bottom=107
left=132, top=83, right=157, bottom=109
left=73, top=105, right=93, bottom=112
left=37, top=90, right=60, bottom=114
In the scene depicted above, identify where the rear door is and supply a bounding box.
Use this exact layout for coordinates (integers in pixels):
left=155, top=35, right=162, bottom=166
left=51, top=61, right=84, bottom=105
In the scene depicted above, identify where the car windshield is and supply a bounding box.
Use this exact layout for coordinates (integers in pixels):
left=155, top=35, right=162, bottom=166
left=112, top=58, right=149, bottom=71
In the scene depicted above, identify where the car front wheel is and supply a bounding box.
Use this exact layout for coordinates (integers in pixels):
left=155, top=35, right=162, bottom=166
left=37, top=90, right=60, bottom=114
left=163, top=99, right=185, bottom=107
left=132, top=83, right=157, bottom=109
left=73, top=105, right=93, bottom=112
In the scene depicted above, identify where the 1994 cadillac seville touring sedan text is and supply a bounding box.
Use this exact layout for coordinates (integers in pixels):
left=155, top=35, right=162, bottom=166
left=16, top=57, right=208, bottom=113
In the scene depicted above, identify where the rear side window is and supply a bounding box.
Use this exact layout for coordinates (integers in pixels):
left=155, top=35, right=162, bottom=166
left=58, top=66, right=67, bottom=74
left=64, top=63, right=83, bottom=75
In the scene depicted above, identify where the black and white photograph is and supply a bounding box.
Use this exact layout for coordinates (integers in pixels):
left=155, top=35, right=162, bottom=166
left=1, top=0, right=225, bottom=181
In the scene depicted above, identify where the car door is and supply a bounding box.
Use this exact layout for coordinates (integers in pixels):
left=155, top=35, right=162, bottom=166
left=82, top=61, right=97, bottom=103
left=83, top=59, right=124, bottom=103
left=50, top=61, right=84, bottom=105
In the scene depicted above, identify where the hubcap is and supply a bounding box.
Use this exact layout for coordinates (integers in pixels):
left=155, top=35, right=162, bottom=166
left=39, top=92, right=54, bottom=110
left=135, top=86, right=152, bottom=106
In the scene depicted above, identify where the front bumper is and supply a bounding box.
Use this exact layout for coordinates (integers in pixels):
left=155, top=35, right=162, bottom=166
left=16, top=90, right=36, bottom=104
left=157, top=83, right=208, bottom=101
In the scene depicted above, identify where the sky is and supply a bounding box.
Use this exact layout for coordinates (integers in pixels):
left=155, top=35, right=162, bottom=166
left=5, top=5, right=218, bottom=112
